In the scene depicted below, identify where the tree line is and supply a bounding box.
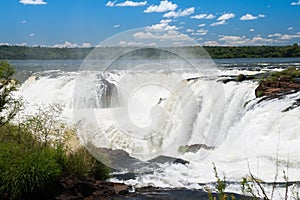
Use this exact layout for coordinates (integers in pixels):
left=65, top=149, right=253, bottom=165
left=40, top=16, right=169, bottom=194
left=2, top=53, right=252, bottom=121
left=0, top=44, right=300, bottom=60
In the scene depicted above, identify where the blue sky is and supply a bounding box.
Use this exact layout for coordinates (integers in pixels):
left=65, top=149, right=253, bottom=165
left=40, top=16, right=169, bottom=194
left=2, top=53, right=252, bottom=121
left=1, top=0, right=300, bottom=47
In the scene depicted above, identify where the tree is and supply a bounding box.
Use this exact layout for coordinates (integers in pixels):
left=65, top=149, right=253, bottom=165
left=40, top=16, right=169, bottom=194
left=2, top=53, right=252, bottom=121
left=0, top=60, right=20, bottom=128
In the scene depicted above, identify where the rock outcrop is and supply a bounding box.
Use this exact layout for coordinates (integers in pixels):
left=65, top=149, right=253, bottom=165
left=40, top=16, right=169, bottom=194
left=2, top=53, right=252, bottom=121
left=179, top=144, right=215, bottom=153
left=55, top=177, right=129, bottom=200
left=255, top=67, right=300, bottom=98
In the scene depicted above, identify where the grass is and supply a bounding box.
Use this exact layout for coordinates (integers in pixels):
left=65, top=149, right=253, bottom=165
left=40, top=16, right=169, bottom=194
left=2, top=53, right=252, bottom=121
left=0, top=142, right=61, bottom=199
left=208, top=163, right=300, bottom=200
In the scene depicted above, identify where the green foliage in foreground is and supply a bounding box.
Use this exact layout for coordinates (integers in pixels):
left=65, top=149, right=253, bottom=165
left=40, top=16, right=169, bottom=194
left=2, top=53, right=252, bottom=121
left=0, top=60, right=20, bottom=128
left=0, top=61, right=110, bottom=199
left=0, top=141, right=61, bottom=199
left=0, top=123, right=111, bottom=200
left=208, top=163, right=300, bottom=200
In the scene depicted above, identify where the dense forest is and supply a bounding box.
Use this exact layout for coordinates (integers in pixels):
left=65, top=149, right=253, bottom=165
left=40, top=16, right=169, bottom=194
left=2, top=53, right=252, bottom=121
left=0, top=44, right=300, bottom=60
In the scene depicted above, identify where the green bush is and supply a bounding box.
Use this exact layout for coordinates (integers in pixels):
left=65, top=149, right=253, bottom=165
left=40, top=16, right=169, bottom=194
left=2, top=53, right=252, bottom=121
left=62, top=147, right=110, bottom=179
left=270, top=67, right=300, bottom=78
left=94, top=161, right=111, bottom=180
left=0, top=60, right=110, bottom=198
left=0, top=143, right=61, bottom=199
left=62, top=146, right=95, bottom=177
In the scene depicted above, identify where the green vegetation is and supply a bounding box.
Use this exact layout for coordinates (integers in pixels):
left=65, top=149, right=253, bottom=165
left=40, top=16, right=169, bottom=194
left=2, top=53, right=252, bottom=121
left=256, top=91, right=264, bottom=98
left=0, top=61, right=110, bottom=199
left=258, top=67, right=300, bottom=86
left=255, top=66, right=300, bottom=98
left=207, top=163, right=236, bottom=200
left=0, top=60, right=20, bottom=128
left=209, top=163, right=300, bottom=200
left=236, top=74, right=247, bottom=82
left=260, top=66, right=300, bottom=86
left=270, top=66, right=300, bottom=79
left=205, top=44, right=300, bottom=59
left=1, top=44, right=300, bottom=60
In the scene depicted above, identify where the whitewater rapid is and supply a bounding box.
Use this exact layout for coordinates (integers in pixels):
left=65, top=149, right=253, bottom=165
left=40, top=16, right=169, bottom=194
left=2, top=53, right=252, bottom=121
left=17, top=68, right=300, bottom=198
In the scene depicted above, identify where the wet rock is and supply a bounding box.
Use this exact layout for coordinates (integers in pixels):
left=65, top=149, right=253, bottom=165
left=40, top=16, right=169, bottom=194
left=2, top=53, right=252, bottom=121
left=55, top=177, right=128, bottom=200
left=255, top=77, right=300, bottom=97
left=236, top=74, right=247, bottom=82
left=173, top=158, right=189, bottom=165
left=179, top=144, right=215, bottom=153
left=219, top=74, right=255, bottom=84
left=149, top=155, right=189, bottom=165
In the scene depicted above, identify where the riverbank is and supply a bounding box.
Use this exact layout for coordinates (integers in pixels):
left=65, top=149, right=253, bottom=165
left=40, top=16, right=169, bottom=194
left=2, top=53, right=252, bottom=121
left=54, top=176, right=251, bottom=200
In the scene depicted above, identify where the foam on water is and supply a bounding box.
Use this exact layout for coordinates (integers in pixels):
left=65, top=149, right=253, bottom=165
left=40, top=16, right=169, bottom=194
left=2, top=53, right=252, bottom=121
left=17, top=68, right=300, bottom=198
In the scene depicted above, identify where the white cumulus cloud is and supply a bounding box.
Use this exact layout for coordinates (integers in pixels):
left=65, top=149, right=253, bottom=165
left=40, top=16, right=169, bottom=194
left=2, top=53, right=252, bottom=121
left=19, top=0, right=47, bottom=5
left=163, top=7, right=194, bottom=18
left=117, top=1, right=147, bottom=7
left=106, top=1, right=116, bottom=6
left=268, top=33, right=282, bottom=37
left=119, top=41, right=156, bottom=46
left=54, top=41, right=92, bottom=48
left=210, top=20, right=226, bottom=26
left=240, top=13, right=265, bottom=21
left=218, top=13, right=235, bottom=21
left=82, top=43, right=92, bottom=48
left=191, top=14, right=215, bottom=20
left=146, top=19, right=177, bottom=31
left=210, top=13, right=235, bottom=26
left=240, top=14, right=257, bottom=20
left=106, top=1, right=147, bottom=7
left=191, top=29, right=208, bottom=36
left=144, top=0, right=177, bottom=13
left=218, top=35, right=275, bottom=46
left=30, top=33, right=35, bottom=37
left=266, top=32, right=300, bottom=40
left=203, top=40, right=220, bottom=46
left=114, top=24, right=121, bottom=28
left=291, top=0, right=300, bottom=5
left=0, top=43, right=10, bottom=46
left=133, top=30, right=192, bottom=41
left=205, top=14, right=216, bottom=19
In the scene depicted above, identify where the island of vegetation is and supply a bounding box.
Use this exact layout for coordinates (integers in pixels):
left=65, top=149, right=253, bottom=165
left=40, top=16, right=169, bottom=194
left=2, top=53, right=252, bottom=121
left=0, top=44, right=300, bottom=60
left=255, top=67, right=300, bottom=98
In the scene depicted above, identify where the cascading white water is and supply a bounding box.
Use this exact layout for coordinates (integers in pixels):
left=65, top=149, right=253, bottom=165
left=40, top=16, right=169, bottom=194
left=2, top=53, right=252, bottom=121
left=17, top=68, right=300, bottom=198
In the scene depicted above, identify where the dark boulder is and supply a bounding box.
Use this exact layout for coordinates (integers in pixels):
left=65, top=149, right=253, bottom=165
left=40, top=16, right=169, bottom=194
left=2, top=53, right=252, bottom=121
left=55, top=177, right=129, bottom=200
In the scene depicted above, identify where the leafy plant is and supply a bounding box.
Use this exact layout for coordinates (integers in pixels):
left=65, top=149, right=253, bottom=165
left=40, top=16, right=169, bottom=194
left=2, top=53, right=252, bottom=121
left=207, top=163, right=236, bottom=200
left=24, top=103, right=64, bottom=147
left=0, top=143, right=61, bottom=199
left=0, top=60, right=21, bottom=128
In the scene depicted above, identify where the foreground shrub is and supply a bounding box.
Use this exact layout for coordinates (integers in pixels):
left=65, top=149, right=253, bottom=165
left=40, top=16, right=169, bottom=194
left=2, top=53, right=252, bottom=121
left=0, top=61, right=111, bottom=199
left=94, top=160, right=111, bottom=180
left=0, top=143, right=61, bottom=199
left=62, top=146, right=110, bottom=180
